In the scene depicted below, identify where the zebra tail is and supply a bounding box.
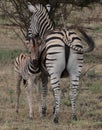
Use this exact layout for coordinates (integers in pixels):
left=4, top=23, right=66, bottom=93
left=78, top=27, right=95, bottom=53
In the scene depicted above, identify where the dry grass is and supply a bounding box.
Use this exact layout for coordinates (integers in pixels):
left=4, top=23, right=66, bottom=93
left=0, top=26, right=25, bottom=50
left=0, top=63, right=102, bottom=130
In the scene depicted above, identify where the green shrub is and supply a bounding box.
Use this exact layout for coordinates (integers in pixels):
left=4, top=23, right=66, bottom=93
left=95, top=26, right=102, bottom=33
left=89, top=81, right=102, bottom=94
left=61, top=98, right=71, bottom=106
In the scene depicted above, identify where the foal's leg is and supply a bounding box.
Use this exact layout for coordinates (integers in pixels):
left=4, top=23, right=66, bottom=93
left=25, top=78, right=34, bottom=119
left=34, top=76, right=41, bottom=113
left=15, top=73, right=22, bottom=113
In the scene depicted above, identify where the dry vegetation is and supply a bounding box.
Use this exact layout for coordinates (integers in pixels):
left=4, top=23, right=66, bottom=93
left=0, top=3, right=102, bottom=130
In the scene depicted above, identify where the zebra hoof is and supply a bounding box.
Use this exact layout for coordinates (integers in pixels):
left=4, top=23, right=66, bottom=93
left=28, top=116, right=33, bottom=120
left=53, top=117, right=59, bottom=123
left=28, top=113, right=34, bottom=120
left=42, top=107, right=47, bottom=116
left=72, top=115, right=77, bottom=121
left=16, top=110, right=19, bottom=114
left=53, top=107, right=55, bottom=114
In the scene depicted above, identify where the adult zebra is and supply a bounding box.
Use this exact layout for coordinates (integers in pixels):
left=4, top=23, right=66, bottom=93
left=27, top=2, right=95, bottom=123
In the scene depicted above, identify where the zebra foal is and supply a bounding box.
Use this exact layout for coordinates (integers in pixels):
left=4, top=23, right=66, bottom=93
left=27, top=2, right=95, bottom=123
left=14, top=38, right=41, bottom=119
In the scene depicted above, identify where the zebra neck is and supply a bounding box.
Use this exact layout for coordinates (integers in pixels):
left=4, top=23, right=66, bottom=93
left=40, top=27, right=54, bottom=41
left=41, top=28, right=54, bottom=44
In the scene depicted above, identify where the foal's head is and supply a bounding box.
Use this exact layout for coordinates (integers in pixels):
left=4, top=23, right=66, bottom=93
left=25, top=38, right=40, bottom=67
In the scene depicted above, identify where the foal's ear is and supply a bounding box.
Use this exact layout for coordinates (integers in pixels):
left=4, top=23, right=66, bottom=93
left=24, top=40, right=29, bottom=45
left=24, top=40, right=32, bottom=53
left=24, top=40, right=31, bottom=48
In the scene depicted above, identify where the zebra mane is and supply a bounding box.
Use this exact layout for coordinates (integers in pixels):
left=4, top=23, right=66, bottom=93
left=34, top=4, right=44, bottom=13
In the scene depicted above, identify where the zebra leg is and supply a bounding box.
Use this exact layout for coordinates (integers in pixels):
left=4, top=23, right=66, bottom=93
left=25, top=78, right=34, bottom=119
left=50, top=75, right=61, bottom=123
left=45, top=40, right=65, bottom=123
left=34, top=76, right=41, bottom=114
left=40, top=73, right=48, bottom=117
left=53, top=89, right=61, bottom=123
left=16, top=74, right=22, bottom=113
left=69, top=75, right=79, bottom=121
left=68, top=48, right=83, bottom=120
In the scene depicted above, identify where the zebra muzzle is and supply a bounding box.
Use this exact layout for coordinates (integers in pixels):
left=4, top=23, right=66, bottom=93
left=32, top=59, right=39, bottom=68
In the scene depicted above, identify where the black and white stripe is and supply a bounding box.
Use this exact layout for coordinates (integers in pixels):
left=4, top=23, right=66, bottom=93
left=27, top=2, right=95, bottom=123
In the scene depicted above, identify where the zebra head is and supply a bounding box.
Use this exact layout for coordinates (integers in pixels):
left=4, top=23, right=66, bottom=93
left=27, top=2, right=54, bottom=40
left=25, top=37, right=39, bottom=67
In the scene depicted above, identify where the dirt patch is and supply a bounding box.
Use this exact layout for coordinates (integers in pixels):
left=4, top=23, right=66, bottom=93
left=95, top=39, right=102, bottom=47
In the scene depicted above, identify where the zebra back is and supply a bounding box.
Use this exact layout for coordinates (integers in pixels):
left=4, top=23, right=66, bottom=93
left=14, top=53, right=30, bottom=74
left=43, top=28, right=95, bottom=53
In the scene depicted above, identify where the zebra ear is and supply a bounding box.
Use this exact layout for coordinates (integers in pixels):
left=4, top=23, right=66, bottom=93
left=46, top=4, right=51, bottom=12
left=28, top=2, right=37, bottom=13
left=24, top=40, right=30, bottom=47
left=24, top=39, right=33, bottom=53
